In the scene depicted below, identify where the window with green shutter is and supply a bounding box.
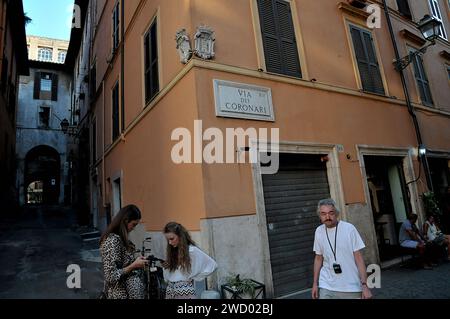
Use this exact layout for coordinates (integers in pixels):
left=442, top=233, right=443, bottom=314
left=410, top=50, right=433, bottom=106
left=350, top=25, right=385, bottom=95
left=257, top=0, right=302, bottom=78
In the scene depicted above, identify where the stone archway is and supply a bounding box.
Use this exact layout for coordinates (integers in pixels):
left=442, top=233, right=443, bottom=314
left=24, top=145, right=61, bottom=205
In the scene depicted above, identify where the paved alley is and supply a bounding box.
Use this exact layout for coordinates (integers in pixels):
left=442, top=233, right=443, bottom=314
left=0, top=206, right=103, bottom=299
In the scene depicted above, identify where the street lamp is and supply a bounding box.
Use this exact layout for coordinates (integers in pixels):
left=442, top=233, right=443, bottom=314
left=394, top=15, right=442, bottom=71
left=418, top=144, right=427, bottom=157
left=60, top=118, right=69, bottom=134
left=417, top=14, right=442, bottom=42
left=59, top=118, right=77, bottom=136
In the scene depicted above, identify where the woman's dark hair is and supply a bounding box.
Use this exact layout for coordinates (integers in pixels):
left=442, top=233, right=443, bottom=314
left=100, top=204, right=141, bottom=251
left=164, top=222, right=196, bottom=274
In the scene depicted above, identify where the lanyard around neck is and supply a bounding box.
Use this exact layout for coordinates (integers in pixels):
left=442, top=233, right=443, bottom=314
left=325, top=222, right=338, bottom=261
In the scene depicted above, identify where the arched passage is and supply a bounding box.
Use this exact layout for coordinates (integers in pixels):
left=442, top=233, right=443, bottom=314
left=24, top=145, right=61, bottom=205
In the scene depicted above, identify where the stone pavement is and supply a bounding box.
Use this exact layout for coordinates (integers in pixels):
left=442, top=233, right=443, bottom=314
left=0, top=205, right=103, bottom=299
left=371, top=260, right=450, bottom=299
left=1, top=205, right=449, bottom=299
left=287, top=259, right=450, bottom=299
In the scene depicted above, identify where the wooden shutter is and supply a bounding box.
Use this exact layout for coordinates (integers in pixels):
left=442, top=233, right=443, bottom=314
left=33, top=71, right=41, bottom=99
left=350, top=26, right=385, bottom=95
left=396, top=0, right=412, bottom=19
left=51, top=73, right=58, bottom=101
left=258, top=0, right=301, bottom=78
left=411, top=53, right=433, bottom=105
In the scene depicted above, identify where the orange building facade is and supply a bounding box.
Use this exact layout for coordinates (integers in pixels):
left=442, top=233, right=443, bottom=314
left=87, top=0, right=450, bottom=297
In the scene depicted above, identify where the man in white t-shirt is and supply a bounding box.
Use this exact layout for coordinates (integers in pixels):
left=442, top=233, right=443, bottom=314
left=311, top=198, right=372, bottom=299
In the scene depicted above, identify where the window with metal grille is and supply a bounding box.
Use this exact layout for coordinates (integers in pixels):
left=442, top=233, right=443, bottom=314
left=144, top=19, right=159, bottom=103
left=410, top=49, right=433, bottom=106
left=112, top=82, right=120, bottom=141
left=349, top=25, right=385, bottom=95
left=38, top=48, right=53, bottom=62
left=428, top=0, right=447, bottom=40
left=396, top=0, right=412, bottom=19
left=257, top=0, right=302, bottom=78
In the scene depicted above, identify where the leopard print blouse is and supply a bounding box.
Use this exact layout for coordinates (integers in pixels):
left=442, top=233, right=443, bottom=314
left=100, top=233, right=145, bottom=299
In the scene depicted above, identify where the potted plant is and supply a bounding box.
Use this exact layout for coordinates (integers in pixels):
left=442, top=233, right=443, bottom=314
left=422, top=191, right=441, bottom=217
left=221, top=274, right=265, bottom=299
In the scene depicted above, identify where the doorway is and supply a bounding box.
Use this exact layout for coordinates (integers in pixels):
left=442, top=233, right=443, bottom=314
left=261, top=153, right=330, bottom=297
left=364, top=155, right=411, bottom=261
left=428, top=157, right=450, bottom=233
left=24, top=145, right=61, bottom=205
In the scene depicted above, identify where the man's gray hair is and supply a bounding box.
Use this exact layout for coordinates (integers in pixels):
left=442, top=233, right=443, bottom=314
left=317, top=198, right=340, bottom=216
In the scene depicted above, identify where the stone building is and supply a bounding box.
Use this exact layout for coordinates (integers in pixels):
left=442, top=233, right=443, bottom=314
left=27, top=35, right=69, bottom=64
left=16, top=60, right=72, bottom=206
left=0, top=0, right=29, bottom=212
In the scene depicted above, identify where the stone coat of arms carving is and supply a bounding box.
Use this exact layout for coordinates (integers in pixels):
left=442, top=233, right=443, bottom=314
left=175, top=29, right=192, bottom=64
left=194, top=26, right=215, bottom=60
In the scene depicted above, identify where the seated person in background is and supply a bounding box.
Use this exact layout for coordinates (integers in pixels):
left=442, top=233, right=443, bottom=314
left=423, top=215, right=450, bottom=261
left=399, top=214, right=433, bottom=269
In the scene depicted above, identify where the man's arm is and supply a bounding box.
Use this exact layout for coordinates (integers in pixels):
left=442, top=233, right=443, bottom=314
left=406, top=228, right=419, bottom=241
left=423, top=223, right=429, bottom=241
left=311, top=254, right=323, bottom=299
left=353, top=250, right=372, bottom=299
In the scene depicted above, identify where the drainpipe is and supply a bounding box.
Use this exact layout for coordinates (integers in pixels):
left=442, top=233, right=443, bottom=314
left=381, top=0, right=434, bottom=192
left=0, top=0, right=6, bottom=67
left=120, top=0, right=125, bottom=133
left=102, top=80, right=106, bottom=208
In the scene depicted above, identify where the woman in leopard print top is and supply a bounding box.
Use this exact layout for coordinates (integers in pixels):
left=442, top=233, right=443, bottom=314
left=100, top=204, right=148, bottom=299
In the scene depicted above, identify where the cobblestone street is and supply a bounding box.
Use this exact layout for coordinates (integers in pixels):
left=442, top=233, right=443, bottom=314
left=1, top=205, right=449, bottom=299
left=0, top=206, right=103, bottom=299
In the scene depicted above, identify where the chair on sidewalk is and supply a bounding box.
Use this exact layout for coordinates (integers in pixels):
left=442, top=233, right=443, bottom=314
left=399, top=246, right=420, bottom=269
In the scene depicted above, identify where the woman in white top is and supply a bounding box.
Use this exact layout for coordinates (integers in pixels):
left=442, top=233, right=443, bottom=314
left=423, top=215, right=450, bottom=260
left=162, top=222, right=217, bottom=299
